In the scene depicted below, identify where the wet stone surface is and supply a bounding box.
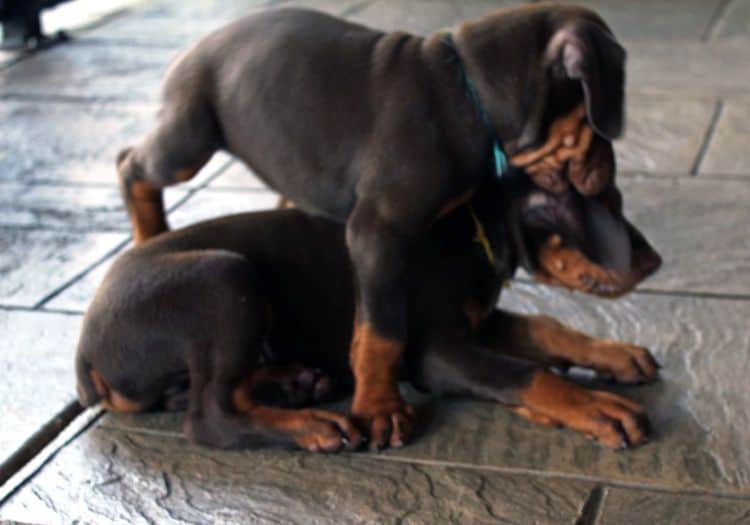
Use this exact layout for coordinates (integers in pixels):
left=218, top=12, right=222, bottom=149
left=82, top=0, right=272, bottom=49
left=598, top=488, right=750, bottom=525
left=93, top=278, right=750, bottom=494
left=701, top=100, right=750, bottom=176
left=619, top=176, right=750, bottom=295
left=167, top=188, right=280, bottom=229
left=625, top=40, right=750, bottom=97
left=0, top=183, right=187, bottom=232
left=206, top=161, right=272, bottom=191
left=0, top=311, right=81, bottom=470
left=0, top=42, right=174, bottom=104
left=43, top=250, right=124, bottom=314
left=0, top=101, right=154, bottom=185
left=375, top=282, right=750, bottom=494
left=710, top=0, right=750, bottom=42
left=348, top=0, right=524, bottom=34
left=0, top=422, right=592, bottom=525
left=0, top=229, right=127, bottom=307
left=562, top=0, right=724, bottom=41
left=616, top=94, right=716, bottom=174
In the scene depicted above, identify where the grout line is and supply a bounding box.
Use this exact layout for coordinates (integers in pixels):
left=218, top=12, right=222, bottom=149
left=190, top=157, right=236, bottom=190
left=575, top=485, right=607, bottom=525
left=0, top=402, right=83, bottom=490
left=0, top=225, right=129, bottom=234
left=98, top=424, right=184, bottom=439
left=62, top=36, right=182, bottom=50
left=194, top=186, right=275, bottom=194
left=0, top=92, right=124, bottom=104
left=365, top=454, right=750, bottom=501
left=690, top=99, right=724, bottom=176
left=0, top=304, right=84, bottom=315
left=621, top=286, right=750, bottom=302
left=14, top=158, right=233, bottom=310
left=0, top=405, right=103, bottom=505
left=32, top=236, right=131, bottom=309
left=29, top=187, right=197, bottom=311
left=510, top=277, right=750, bottom=302
left=702, top=0, right=734, bottom=42
left=0, top=179, right=120, bottom=188
left=618, top=170, right=750, bottom=182
left=97, top=421, right=750, bottom=502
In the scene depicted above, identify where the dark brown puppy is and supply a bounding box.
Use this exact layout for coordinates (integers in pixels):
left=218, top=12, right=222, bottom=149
left=117, top=4, right=627, bottom=447
left=79, top=169, right=661, bottom=451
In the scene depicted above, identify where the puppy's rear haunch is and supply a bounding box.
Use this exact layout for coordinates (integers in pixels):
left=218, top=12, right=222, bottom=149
left=78, top=170, right=660, bottom=451
left=117, top=4, right=629, bottom=447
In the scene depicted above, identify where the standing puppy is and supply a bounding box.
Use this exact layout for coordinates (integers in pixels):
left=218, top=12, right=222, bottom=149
left=117, top=4, right=627, bottom=448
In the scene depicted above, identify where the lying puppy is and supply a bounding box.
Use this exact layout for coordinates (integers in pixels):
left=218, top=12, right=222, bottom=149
left=116, top=4, right=629, bottom=445
left=77, top=169, right=661, bottom=452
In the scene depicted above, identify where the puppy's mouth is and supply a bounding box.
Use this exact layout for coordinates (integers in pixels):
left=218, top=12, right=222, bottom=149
left=517, top=190, right=662, bottom=298
left=534, top=235, right=639, bottom=298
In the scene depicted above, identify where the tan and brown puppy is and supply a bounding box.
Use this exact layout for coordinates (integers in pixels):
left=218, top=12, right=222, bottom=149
left=78, top=168, right=661, bottom=452
left=117, top=4, right=628, bottom=448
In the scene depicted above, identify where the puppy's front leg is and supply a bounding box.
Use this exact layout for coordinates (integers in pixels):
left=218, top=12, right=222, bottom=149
left=346, top=199, right=414, bottom=451
left=474, top=309, right=660, bottom=384
left=412, top=342, right=650, bottom=449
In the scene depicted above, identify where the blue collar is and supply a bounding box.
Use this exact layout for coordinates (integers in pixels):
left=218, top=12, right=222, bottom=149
left=442, top=34, right=508, bottom=178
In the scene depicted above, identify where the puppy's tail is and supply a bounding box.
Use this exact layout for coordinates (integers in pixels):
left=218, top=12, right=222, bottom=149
left=75, top=351, right=101, bottom=407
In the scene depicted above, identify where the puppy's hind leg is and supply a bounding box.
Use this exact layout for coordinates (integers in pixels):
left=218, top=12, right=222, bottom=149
left=118, top=94, right=221, bottom=244
left=176, top=252, right=362, bottom=452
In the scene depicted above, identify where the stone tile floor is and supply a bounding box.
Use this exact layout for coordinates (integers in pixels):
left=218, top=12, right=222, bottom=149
left=1, top=0, right=749, bottom=523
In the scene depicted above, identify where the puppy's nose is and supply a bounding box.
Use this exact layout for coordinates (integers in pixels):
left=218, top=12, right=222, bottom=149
left=638, top=249, right=662, bottom=277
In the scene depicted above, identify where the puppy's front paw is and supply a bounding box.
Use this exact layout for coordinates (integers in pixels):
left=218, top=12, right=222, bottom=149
left=589, top=341, right=661, bottom=385
left=521, top=370, right=651, bottom=449
left=294, top=410, right=364, bottom=453
left=351, top=397, right=415, bottom=451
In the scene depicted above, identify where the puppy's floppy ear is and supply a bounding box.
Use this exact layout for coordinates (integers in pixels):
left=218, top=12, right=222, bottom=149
left=546, top=22, right=626, bottom=140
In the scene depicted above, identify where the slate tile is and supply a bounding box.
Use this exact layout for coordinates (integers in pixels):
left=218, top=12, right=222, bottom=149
left=350, top=0, right=525, bottom=34
left=0, top=422, right=592, bottom=525
left=0, top=228, right=126, bottom=307
left=81, top=0, right=372, bottom=49
left=700, top=100, right=750, bottom=176
left=710, top=0, right=750, bottom=42
left=599, top=488, right=750, bottom=525
left=0, top=183, right=187, bottom=232
left=619, top=176, right=750, bottom=295
left=617, top=94, right=716, bottom=174
left=625, top=41, right=750, bottom=97
left=167, top=189, right=280, bottom=230
left=206, top=161, right=270, bottom=191
left=0, top=42, right=175, bottom=103
left=43, top=253, right=120, bottom=314
left=373, top=283, right=750, bottom=494
left=0, top=310, right=81, bottom=471
left=45, top=182, right=274, bottom=313
left=558, top=0, right=723, bottom=41
left=81, top=0, right=271, bottom=49
left=89, top=280, right=750, bottom=494
left=0, top=102, right=153, bottom=185
left=0, top=100, right=232, bottom=187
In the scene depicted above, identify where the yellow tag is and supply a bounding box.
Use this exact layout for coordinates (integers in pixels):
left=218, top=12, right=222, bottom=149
left=469, top=205, right=495, bottom=267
